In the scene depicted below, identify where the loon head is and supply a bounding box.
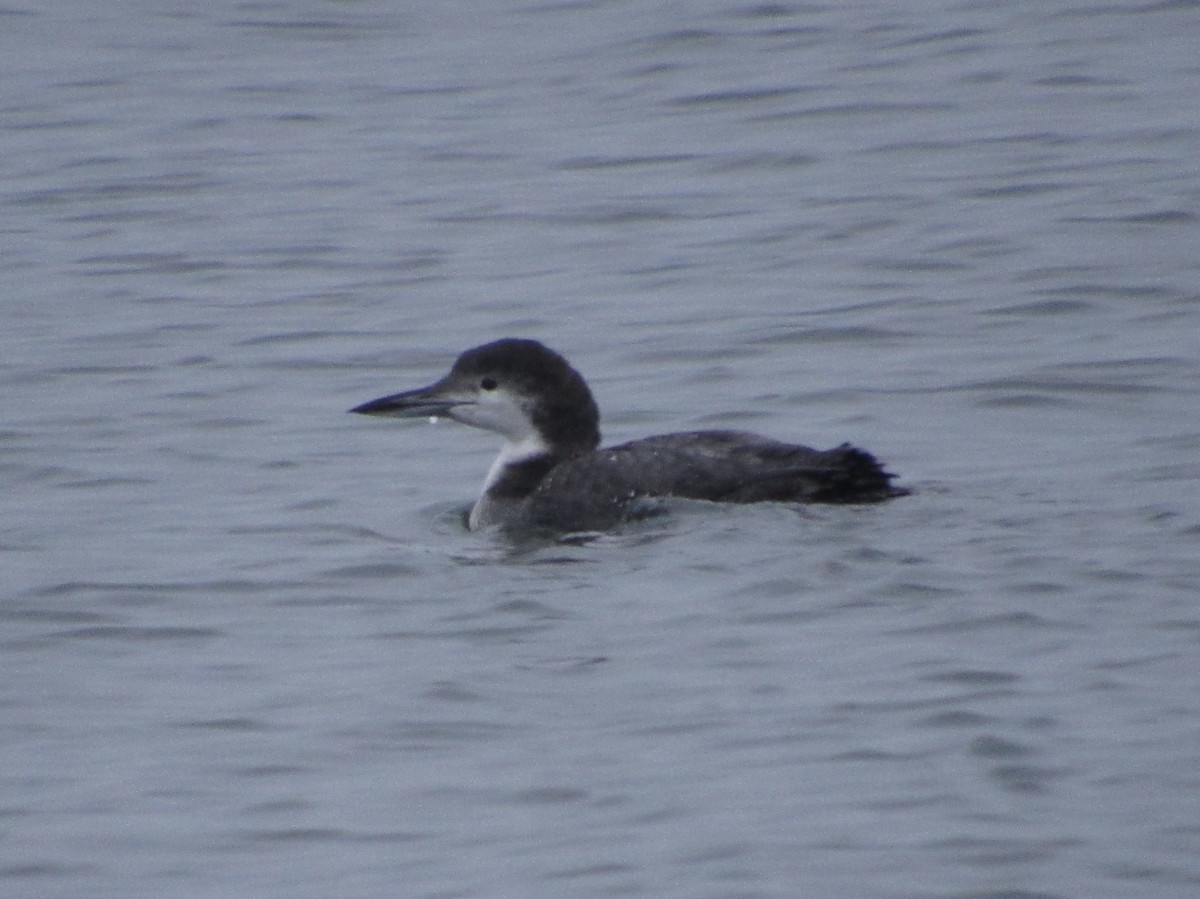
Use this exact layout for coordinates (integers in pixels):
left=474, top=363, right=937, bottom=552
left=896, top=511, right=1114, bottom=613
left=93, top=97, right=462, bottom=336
left=350, top=338, right=601, bottom=459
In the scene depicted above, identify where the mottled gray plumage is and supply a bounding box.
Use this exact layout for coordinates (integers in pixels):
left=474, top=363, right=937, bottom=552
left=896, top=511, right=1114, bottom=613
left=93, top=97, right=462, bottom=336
left=351, top=339, right=906, bottom=532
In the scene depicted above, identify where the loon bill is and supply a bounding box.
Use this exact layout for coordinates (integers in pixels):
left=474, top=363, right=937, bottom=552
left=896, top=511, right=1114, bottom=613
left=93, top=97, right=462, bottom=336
left=351, top=338, right=908, bottom=531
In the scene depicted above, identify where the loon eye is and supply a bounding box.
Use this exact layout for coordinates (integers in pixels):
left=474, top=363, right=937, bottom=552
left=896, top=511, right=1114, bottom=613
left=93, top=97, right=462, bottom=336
left=480, top=377, right=498, bottom=391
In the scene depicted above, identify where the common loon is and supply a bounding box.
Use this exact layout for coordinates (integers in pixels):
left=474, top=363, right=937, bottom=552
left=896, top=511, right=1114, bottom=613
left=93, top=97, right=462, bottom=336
left=351, top=338, right=907, bottom=532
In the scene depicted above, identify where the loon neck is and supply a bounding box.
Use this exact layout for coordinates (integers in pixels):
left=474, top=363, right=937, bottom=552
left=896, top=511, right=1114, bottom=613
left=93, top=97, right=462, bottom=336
left=468, top=435, right=567, bottom=530
left=484, top=452, right=559, bottom=501
left=469, top=454, right=559, bottom=531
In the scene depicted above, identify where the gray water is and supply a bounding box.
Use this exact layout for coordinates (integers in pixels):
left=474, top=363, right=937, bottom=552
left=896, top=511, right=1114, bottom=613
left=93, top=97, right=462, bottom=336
left=4, top=1, right=1200, bottom=897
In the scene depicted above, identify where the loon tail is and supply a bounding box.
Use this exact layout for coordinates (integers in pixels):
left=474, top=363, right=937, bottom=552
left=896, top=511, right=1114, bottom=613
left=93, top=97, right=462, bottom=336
left=806, top=443, right=908, bottom=502
left=715, top=442, right=907, bottom=504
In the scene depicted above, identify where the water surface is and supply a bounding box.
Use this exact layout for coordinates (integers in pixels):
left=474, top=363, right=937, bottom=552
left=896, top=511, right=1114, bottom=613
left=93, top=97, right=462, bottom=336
left=3, top=2, right=1199, bottom=897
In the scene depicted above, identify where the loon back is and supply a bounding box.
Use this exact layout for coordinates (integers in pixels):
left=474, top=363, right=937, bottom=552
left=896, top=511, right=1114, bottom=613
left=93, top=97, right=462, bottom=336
left=350, top=338, right=907, bottom=532
left=518, top=431, right=903, bottom=531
